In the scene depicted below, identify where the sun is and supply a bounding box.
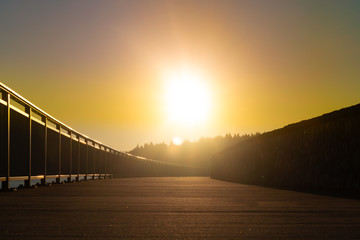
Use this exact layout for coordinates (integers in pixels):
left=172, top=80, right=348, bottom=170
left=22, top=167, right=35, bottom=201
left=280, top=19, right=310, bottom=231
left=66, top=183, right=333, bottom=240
left=172, top=137, right=183, bottom=146
left=164, top=69, right=211, bottom=126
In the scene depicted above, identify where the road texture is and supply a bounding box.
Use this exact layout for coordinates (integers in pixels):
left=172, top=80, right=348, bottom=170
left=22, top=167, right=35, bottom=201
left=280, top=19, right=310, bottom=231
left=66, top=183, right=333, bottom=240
left=0, top=177, right=360, bottom=239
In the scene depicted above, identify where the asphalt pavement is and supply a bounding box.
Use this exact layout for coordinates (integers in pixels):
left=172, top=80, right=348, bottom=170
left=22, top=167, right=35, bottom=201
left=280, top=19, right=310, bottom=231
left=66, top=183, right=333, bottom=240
left=0, top=177, right=360, bottom=239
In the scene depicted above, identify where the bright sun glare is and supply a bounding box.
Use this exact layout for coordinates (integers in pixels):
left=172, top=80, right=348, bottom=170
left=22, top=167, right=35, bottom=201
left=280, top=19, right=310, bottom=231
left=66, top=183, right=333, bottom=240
left=172, top=137, right=183, bottom=146
left=165, top=69, right=211, bottom=127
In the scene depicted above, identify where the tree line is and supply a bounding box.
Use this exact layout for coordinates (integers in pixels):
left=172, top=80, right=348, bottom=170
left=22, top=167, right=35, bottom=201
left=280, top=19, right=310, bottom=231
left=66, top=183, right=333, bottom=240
left=129, top=133, right=260, bottom=172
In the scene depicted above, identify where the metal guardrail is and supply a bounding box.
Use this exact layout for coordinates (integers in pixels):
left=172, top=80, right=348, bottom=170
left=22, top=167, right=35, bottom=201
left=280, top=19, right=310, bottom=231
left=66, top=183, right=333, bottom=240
left=0, top=82, right=184, bottom=190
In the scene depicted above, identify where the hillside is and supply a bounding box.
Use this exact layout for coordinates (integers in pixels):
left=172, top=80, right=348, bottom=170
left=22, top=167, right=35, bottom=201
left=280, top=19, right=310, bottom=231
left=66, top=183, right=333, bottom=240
left=211, top=103, right=360, bottom=196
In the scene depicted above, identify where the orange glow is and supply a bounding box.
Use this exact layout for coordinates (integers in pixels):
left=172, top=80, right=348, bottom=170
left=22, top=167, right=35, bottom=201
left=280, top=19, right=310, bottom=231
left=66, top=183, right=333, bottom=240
left=1, top=1, right=360, bottom=150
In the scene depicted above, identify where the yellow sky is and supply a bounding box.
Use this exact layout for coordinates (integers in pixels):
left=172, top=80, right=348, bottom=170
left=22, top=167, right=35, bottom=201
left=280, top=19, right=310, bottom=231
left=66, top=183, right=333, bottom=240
left=1, top=1, right=360, bottom=150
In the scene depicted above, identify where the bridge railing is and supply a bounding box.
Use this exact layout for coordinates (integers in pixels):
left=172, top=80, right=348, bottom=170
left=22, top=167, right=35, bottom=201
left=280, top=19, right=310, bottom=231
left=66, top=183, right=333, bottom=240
left=0, top=82, right=188, bottom=190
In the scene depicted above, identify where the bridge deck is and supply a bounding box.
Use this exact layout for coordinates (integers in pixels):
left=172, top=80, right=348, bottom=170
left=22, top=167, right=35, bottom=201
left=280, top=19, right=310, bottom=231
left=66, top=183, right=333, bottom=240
left=0, top=177, right=360, bottom=239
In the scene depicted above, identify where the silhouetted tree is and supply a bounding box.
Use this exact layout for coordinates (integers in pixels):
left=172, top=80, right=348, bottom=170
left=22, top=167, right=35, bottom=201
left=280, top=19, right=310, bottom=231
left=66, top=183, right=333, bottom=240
left=129, top=133, right=252, bottom=171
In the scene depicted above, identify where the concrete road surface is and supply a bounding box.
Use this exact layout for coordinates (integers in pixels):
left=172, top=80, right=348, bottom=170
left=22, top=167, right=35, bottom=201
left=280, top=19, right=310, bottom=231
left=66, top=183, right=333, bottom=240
left=0, top=177, right=360, bottom=239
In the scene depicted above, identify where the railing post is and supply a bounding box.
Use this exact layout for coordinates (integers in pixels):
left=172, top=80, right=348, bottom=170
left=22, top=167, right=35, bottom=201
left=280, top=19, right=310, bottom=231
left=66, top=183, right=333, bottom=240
left=76, top=136, right=80, bottom=181
left=104, top=149, right=107, bottom=179
left=109, top=150, right=112, bottom=179
left=103, top=149, right=105, bottom=179
left=104, top=150, right=110, bottom=178
left=85, top=140, right=88, bottom=180
left=109, top=152, right=112, bottom=179
left=68, top=130, right=72, bottom=182
left=2, top=93, right=10, bottom=190
left=41, top=118, right=47, bottom=185
left=92, top=144, right=95, bottom=180
left=111, top=151, right=114, bottom=178
left=25, top=108, right=32, bottom=188
left=111, top=152, right=115, bottom=179
left=98, top=146, right=101, bottom=179
left=56, top=126, right=61, bottom=184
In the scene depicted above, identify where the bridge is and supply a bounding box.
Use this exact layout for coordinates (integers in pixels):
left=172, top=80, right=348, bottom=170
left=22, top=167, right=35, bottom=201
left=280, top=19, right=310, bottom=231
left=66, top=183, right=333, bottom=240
left=0, top=82, right=203, bottom=190
left=1, top=82, right=360, bottom=239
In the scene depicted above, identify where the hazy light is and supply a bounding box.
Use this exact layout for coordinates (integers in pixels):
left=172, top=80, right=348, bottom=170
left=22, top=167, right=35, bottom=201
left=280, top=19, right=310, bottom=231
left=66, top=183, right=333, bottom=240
left=172, top=136, right=183, bottom=146
left=164, top=69, right=212, bottom=127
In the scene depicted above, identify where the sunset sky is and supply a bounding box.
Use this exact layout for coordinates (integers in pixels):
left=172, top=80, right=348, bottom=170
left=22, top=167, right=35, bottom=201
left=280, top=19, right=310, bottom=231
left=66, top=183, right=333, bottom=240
left=1, top=0, right=359, bottom=151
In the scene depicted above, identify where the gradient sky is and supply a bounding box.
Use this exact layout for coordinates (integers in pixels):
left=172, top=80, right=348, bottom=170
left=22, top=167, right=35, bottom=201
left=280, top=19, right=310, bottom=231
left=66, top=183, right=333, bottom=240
left=1, top=0, right=360, bottom=151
